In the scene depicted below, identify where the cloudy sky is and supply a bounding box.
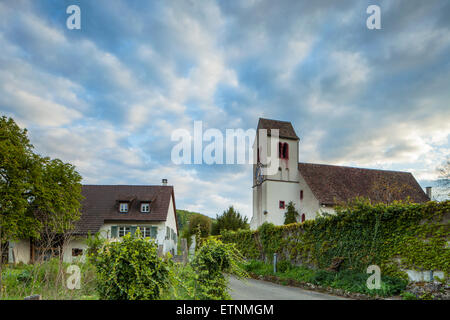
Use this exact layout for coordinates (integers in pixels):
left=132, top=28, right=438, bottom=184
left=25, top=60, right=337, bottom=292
left=0, top=0, right=449, bottom=218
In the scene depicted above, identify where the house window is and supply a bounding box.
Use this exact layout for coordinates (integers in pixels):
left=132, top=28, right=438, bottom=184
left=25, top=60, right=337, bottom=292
left=141, top=203, right=150, bottom=213
left=72, top=248, right=83, bottom=257
left=118, top=226, right=131, bottom=237
left=300, top=190, right=303, bottom=200
left=141, top=226, right=151, bottom=238
left=165, top=226, right=170, bottom=240
left=279, top=201, right=285, bottom=209
left=301, top=214, right=306, bottom=222
left=119, top=202, right=129, bottom=213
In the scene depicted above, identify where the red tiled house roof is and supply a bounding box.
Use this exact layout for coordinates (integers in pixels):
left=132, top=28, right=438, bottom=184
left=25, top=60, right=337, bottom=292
left=74, top=185, right=177, bottom=235
left=298, top=162, right=429, bottom=205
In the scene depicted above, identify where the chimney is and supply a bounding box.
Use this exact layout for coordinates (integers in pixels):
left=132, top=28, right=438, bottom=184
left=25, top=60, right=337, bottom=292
left=162, top=179, right=168, bottom=186
left=426, top=186, right=432, bottom=200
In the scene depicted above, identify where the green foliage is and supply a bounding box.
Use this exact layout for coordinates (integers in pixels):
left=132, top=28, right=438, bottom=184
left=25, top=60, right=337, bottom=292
left=244, top=259, right=407, bottom=297
left=221, top=200, right=450, bottom=279
left=185, top=213, right=212, bottom=242
left=211, top=206, right=249, bottom=235
left=1, top=258, right=97, bottom=299
left=89, top=229, right=171, bottom=300
left=284, top=201, right=299, bottom=225
left=191, top=237, right=247, bottom=300
left=400, top=291, right=418, bottom=300
left=0, top=116, right=42, bottom=242
left=0, top=115, right=83, bottom=295
left=85, top=231, right=106, bottom=257
left=176, top=210, right=213, bottom=234
left=0, top=116, right=83, bottom=241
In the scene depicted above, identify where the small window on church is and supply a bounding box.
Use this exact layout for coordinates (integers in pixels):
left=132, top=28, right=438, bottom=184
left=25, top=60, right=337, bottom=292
left=278, top=143, right=289, bottom=159
left=301, top=214, right=306, bottom=222
left=283, top=143, right=289, bottom=159
left=300, top=190, right=303, bottom=200
left=279, top=201, right=285, bottom=209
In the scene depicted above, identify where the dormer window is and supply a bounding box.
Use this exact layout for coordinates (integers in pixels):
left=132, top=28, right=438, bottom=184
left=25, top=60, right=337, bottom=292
left=119, top=202, right=129, bottom=213
left=141, top=202, right=150, bottom=213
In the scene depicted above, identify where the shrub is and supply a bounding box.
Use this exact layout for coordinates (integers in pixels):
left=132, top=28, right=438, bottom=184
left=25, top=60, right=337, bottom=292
left=277, top=260, right=293, bottom=273
left=89, top=229, right=171, bottom=300
left=191, top=238, right=247, bottom=300
left=222, top=200, right=450, bottom=279
left=244, top=259, right=407, bottom=297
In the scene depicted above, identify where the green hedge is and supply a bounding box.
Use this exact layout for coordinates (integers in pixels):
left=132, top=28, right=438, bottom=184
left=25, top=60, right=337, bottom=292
left=220, top=200, right=450, bottom=279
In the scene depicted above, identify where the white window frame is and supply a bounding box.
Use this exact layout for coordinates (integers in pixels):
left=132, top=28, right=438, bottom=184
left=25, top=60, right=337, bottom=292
left=118, top=226, right=131, bottom=237
left=141, top=226, right=151, bottom=238
left=141, top=203, right=150, bottom=213
left=119, top=202, right=129, bottom=213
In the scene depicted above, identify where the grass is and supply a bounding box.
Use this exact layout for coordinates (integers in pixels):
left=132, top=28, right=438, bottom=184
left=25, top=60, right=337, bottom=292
left=1, top=258, right=98, bottom=300
left=242, top=259, right=408, bottom=297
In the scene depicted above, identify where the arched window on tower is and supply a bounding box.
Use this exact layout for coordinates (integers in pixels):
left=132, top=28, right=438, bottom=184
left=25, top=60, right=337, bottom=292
left=283, top=143, right=289, bottom=159
left=278, top=142, right=289, bottom=159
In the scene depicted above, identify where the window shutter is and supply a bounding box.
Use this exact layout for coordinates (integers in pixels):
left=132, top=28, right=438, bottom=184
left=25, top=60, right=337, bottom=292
left=111, top=226, right=118, bottom=238
left=151, top=226, right=157, bottom=239
left=131, top=226, right=137, bottom=235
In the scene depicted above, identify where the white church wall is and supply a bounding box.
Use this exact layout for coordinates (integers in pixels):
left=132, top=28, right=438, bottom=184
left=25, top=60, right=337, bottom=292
left=262, top=180, right=301, bottom=226
left=298, top=171, right=322, bottom=220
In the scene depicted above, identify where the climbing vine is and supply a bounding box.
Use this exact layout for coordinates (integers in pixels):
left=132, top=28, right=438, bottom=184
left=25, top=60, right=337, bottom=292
left=221, top=200, right=449, bottom=279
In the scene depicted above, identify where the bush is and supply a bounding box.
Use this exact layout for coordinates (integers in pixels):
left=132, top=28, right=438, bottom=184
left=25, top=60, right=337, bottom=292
left=222, top=200, right=450, bottom=279
left=1, top=258, right=97, bottom=300
left=89, top=229, right=171, bottom=300
left=277, top=260, right=293, bottom=273
left=191, top=238, right=247, bottom=300
left=244, top=259, right=407, bottom=297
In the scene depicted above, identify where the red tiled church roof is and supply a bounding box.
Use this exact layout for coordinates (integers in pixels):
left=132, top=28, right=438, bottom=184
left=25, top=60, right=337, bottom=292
left=74, top=185, right=176, bottom=235
left=298, top=162, right=429, bottom=205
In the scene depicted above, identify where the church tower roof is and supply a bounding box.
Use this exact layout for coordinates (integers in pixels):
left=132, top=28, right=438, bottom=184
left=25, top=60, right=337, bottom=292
left=257, top=118, right=299, bottom=140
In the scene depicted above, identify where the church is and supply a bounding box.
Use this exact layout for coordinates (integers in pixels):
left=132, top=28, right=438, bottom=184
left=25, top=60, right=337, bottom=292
left=250, top=118, right=430, bottom=229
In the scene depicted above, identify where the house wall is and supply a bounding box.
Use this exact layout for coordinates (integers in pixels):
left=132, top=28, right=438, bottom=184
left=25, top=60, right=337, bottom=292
left=9, top=196, right=179, bottom=264
left=98, top=196, right=178, bottom=255
left=62, top=237, right=88, bottom=263
left=8, top=239, right=30, bottom=264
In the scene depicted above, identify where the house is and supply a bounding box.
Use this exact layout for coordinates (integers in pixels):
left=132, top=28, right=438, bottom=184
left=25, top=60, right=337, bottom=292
left=8, top=181, right=178, bottom=264
left=251, top=118, right=430, bottom=229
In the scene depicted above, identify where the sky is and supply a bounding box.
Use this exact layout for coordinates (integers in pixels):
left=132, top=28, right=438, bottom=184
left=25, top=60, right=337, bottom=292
left=0, top=0, right=449, bottom=218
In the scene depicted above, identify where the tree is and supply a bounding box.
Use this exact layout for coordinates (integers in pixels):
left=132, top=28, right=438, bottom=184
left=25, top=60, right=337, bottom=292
left=0, top=116, right=83, bottom=295
left=436, top=159, right=450, bottom=200
left=211, top=206, right=249, bottom=235
left=284, top=201, right=299, bottom=224
left=185, top=214, right=211, bottom=240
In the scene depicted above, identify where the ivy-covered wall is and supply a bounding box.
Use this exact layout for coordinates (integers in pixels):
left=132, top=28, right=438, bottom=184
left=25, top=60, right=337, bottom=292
left=220, top=200, right=450, bottom=279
